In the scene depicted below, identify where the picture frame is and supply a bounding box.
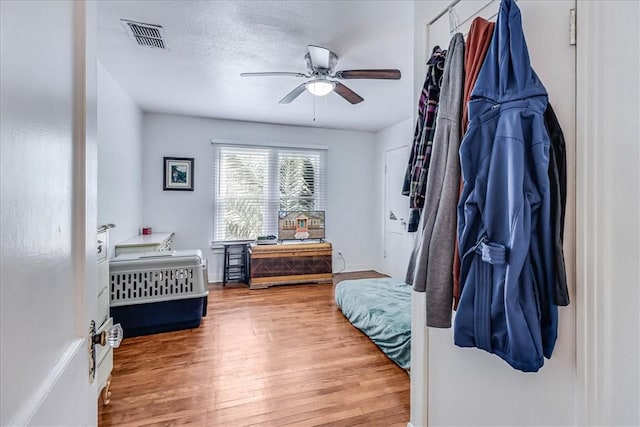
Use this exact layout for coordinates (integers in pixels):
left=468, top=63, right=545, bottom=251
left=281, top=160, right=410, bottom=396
left=163, top=157, right=194, bottom=191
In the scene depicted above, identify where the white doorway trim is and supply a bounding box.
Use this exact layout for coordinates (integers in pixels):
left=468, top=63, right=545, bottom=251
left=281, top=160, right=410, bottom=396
left=575, top=1, right=640, bottom=425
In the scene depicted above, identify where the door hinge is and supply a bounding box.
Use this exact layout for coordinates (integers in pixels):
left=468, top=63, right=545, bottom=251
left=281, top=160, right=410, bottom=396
left=383, top=249, right=387, bottom=258
left=384, top=165, right=387, bottom=174
left=570, top=8, right=576, bottom=46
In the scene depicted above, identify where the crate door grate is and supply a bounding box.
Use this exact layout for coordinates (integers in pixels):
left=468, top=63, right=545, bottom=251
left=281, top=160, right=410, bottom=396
left=111, top=266, right=199, bottom=304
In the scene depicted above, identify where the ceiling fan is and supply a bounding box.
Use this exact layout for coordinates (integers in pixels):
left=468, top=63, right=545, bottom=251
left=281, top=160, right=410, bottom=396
left=240, top=45, right=401, bottom=105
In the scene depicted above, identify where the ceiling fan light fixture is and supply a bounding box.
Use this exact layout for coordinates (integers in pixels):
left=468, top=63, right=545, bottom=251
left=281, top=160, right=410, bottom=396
left=305, top=80, right=335, bottom=96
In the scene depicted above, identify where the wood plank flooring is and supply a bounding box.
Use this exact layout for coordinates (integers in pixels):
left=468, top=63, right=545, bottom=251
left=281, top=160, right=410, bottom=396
left=98, top=271, right=409, bottom=427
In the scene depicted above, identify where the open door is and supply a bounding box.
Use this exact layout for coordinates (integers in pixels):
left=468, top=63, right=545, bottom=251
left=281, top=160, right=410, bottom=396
left=1, top=1, right=99, bottom=424
left=411, top=1, right=577, bottom=426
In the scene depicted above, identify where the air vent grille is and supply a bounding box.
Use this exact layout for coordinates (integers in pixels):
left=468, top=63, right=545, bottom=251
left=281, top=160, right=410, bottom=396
left=121, top=20, right=166, bottom=50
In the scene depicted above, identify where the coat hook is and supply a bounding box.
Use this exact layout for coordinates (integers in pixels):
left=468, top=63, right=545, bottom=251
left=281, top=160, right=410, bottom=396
left=448, top=6, right=460, bottom=35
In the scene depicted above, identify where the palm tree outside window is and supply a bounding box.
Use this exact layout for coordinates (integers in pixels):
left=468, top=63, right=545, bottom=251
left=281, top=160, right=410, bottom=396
left=213, top=144, right=327, bottom=242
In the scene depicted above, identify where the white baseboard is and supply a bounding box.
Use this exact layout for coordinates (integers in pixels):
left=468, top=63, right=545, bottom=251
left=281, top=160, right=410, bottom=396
left=335, top=263, right=377, bottom=274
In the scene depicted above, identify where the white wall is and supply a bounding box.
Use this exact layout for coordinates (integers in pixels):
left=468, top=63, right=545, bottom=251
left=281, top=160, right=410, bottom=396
left=373, top=118, right=413, bottom=275
left=97, top=63, right=143, bottom=255
left=141, top=113, right=378, bottom=281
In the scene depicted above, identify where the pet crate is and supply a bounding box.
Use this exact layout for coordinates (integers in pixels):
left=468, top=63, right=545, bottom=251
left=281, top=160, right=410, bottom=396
left=109, top=249, right=208, bottom=337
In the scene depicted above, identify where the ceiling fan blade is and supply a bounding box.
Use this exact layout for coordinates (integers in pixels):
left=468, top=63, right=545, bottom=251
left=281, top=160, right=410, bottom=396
left=335, top=69, right=401, bottom=80
left=307, top=45, right=332, bottom=69
left=241, top=72, right=307, bottom=78
left=334, top=82, right=364, bottom=104
left=279, top=83, right=308, bottom=104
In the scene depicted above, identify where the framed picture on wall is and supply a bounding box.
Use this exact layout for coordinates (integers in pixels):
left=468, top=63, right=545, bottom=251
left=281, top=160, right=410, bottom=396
left=163, top=157, right=194, bottom=191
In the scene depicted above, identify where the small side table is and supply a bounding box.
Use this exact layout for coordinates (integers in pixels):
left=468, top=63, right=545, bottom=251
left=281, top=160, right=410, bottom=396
left=223, top=242, right=249, bottom=286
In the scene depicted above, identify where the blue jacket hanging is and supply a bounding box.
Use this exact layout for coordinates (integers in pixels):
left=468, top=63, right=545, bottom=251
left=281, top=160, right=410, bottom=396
left=453, top=0, right=558, bottom=372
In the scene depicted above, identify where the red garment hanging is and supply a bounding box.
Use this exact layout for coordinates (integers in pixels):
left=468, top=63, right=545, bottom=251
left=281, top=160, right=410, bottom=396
left=453, top=17, right=495, bottom=310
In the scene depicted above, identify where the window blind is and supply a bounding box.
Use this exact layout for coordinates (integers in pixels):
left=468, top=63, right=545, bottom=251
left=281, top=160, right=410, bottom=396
left=213, top=144, right=328, bottom=242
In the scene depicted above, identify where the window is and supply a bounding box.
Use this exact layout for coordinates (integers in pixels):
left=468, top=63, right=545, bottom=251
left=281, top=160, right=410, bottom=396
left=213, top=144, right=327, bottom=241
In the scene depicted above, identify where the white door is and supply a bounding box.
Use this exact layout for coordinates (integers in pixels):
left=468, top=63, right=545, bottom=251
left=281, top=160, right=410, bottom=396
left=413, top=1, right=578, bottom=426
left=383, top=146, right=411, bottom=279
left=1, top=1, right=98, bottom=425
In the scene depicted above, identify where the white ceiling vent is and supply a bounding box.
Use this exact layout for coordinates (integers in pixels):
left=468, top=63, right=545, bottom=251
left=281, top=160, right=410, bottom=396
left=121, top=19, right=167, bottom=50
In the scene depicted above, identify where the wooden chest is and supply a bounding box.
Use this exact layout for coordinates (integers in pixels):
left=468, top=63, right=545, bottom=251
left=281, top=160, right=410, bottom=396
left=249, top=242, right=333, bottom=289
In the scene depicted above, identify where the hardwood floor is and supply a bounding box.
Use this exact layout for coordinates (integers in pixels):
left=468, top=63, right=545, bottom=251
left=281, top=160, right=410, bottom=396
left=99, top=271, right=409, bottom=427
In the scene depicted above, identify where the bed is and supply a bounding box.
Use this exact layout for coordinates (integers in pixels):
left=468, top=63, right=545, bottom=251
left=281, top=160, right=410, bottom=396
left=334, top=277, right=411, bottom=370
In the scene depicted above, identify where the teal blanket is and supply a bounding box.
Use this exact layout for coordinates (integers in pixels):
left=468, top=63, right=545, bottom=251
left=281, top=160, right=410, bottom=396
left=334, top=277, right=411, bottom=369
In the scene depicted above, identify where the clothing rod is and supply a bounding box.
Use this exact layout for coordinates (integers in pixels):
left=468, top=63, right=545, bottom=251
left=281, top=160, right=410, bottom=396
left=427, top=0, right=462, bottom=26
left=453, top=0, right=499, bottom=32
left=428, top=0, right=517, bottom=31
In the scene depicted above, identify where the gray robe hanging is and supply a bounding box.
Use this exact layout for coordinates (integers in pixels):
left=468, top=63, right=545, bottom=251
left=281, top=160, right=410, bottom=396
left=405, top=33, right=465, bottom=328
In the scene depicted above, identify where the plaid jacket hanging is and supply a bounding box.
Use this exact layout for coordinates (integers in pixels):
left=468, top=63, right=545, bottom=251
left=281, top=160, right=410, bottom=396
left=402, top=47, right=446, bottom=232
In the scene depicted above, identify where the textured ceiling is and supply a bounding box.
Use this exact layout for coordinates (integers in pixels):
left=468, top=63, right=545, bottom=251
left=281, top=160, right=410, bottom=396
left=97, top=0, right=414, bottom=132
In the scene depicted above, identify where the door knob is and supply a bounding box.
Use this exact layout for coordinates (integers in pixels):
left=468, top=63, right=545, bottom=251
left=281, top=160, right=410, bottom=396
left=89, top=321, right=123, bottom=383
left=107, top=323, right=124, bottom=348
left=93, top=323, right=124, bottom=348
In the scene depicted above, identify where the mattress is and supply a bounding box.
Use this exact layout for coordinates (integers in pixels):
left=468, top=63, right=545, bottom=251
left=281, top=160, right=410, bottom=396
left=334, top=277, right=411, bottom=369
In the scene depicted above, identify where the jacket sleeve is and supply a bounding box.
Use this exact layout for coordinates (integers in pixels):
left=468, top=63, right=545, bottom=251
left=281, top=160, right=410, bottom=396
left=544, top=104, right=569, bottom=306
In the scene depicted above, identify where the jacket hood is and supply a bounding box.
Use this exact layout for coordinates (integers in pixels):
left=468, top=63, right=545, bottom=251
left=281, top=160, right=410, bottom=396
left=471, top=0, right=547, bottom=102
